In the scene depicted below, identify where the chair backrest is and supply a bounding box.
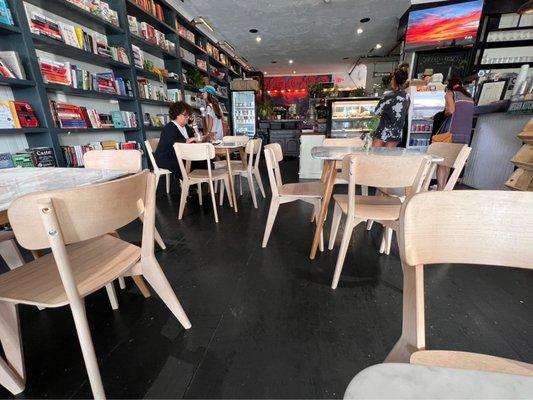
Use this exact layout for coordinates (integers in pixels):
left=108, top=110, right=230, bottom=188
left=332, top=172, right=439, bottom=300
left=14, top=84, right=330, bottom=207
left=145, top=139, right=161, bottom=173
left=173, top=143, right=215, bottom=180
left=264, top=143, right=284, bottom=197
left=8, top=171, right=152, bottom=250
left=323, top=137, right=364, bottom=148
left=84, top=150, right=142, bottom=173
left=399, top=190, right=533, bottom=269
left=222, top=135, right=249, bottom=145
left=245, top=138, right=263, bottom=170
left=424, top=143, right=472, bottom=191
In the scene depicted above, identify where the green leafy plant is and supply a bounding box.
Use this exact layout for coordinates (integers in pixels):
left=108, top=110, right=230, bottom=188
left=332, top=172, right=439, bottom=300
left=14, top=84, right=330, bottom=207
left=307, top=83, right=323, bottom=98
left=185, top=68, right=204, bottom=88
left=257, top=99, right=275, bottom=120
left=349, top=87, right=367, bottom=97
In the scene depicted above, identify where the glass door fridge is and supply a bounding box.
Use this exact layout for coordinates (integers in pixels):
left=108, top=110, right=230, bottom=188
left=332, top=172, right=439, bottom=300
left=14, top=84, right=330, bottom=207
left=327, top=97, right=380, bottom=138
left=406, top=86, right=446, bottom=149
left=232, top=91, right=256, bottom=137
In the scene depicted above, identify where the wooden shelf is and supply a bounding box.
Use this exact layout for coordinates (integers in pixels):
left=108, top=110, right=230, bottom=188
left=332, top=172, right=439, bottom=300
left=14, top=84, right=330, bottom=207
left=125, top=0, right=176, bottom=34
left=0, top=22, right=20, bottom=35
left=45, top=84, right=134, bottom=101
left=130, top=35, right=178, bottom=60
left=0, top=128, right=48, bottom=134
left=25, top=0, right=124, bottom=35
left=0, top=77, right=36, bottom=87
left=32, top=34, right=131, bottom=69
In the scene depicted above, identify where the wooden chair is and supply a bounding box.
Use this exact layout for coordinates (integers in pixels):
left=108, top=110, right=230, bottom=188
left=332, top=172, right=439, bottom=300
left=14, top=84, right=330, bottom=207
left=377, top=143, right=472, bottom=255
left=219, top=138, right=266, bottom=208
left=385, top=190, right=533, bottom=378
left=213, top=135, right=251, bottom=170
left=3, top=171, right=191, bottom=398
left=174, top=143, right=232, bottom=223
left=0, top=230, right=24, bottom=270
left=328, top=154, right=432, bottom=289
left=262, top=143, right=324, bottom=248
left=322, top=137, right=365, bottom=190
left=145, top=139, right=172, bottom=194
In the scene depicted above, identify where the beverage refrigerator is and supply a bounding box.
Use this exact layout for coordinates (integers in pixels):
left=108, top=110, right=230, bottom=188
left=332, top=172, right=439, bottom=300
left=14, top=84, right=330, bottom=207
left=231, top=90, right=256, bottom=137
left=406, top=86, right=446, bottom=149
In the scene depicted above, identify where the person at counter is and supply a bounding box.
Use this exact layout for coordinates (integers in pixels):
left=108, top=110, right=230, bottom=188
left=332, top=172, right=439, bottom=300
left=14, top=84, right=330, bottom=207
left=372, top=63, right=410, bottom=148
left=200, top=85, right=225, bottom=141
left=154, top=101, right=211, bottom=179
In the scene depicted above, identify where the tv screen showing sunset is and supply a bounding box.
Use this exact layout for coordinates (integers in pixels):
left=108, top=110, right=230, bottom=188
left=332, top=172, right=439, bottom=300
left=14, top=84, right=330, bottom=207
left=405, top=0, right=483, bottom=51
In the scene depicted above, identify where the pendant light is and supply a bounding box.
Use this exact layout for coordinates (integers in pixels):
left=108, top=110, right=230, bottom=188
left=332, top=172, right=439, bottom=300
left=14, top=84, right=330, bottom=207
left=518, top=0, right=533, bottom=14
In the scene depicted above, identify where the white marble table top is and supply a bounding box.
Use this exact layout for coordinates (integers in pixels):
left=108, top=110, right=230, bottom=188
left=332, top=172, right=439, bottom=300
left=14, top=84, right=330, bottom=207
left=311, top=146, right=444, bottom=162
left=214, top=143, right=245, bottom=149
left=0, top=168, right=128, bottom=211
left=344, top=363, right=533, bottom=399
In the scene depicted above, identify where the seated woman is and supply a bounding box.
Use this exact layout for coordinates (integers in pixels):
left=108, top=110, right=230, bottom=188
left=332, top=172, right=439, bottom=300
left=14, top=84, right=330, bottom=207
left=154, top=101, right=211, bottom=179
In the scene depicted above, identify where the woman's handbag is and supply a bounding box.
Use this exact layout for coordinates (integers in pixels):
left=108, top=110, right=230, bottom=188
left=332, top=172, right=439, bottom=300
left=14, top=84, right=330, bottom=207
left=431, top=114, right=453, bottom=143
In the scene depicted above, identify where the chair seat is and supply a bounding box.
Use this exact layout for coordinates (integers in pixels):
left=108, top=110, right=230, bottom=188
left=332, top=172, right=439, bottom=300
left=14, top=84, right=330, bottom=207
left=0, top=234, right=140, bottom=308
left=213, top=160, right=243, bottom=170
left=279, top=181, right=324, bottom=198
left=378, top=187, right=406, bottom=198
left=189, top=168, right=228, bottom=180
left=333, top=194, right=402, bottom=220
left=157, top=168, right=172, bottom=175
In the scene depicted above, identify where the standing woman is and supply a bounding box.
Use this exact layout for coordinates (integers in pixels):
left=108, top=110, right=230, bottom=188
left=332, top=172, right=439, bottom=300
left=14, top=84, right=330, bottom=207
left=372, top=63, right=410, bottom=148
left=200, top=85, right=224, bottom=141
left=433, top=77, right=474, bottom=190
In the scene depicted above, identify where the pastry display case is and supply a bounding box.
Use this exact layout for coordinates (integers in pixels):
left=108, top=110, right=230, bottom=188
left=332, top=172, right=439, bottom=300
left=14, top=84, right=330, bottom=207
left=326, top=97, right=379, bottom=138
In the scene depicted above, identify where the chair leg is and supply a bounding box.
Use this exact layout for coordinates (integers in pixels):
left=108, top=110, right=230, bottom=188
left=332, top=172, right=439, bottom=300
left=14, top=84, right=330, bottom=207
left=328, top=202, right=343, bottom=250
left=0, top=302, right=25, bottom=395
left=366, top=220, right=374, bottom=231
left=142, top=256, right=192, bottom=330
left=197, top=183, right=203, bottom=206
left=361, top=185, right=368, bottom=196
left=70, top=300, right=105, bottom=399
left=118, top=277, right=126, bottom=289
left=208, top=179, right=219, bottom=223
left=331, top=218, right=358, bottom=289
left=0, top=239, right=24, bottom=270
left=178, top=182, right=189, bottom=220
left=154, top=228, right=166, bottom=250
left=165, top=174, right=170, bottom=194
left=132, top=275, right=151, bottom=298
left=316, top=200, right=324, bottom=252
left=219, top=179, right=225, bottom=206
left=254, top=169, right=266, bottom=198
left=385, top=227, right=393, bottom=255
left=105, top=283, right=118, bottom=310
left=239, top=175, right=243, bottom=196
left=262, top=199, right=280, bottom=248
left=379, top=227, right=387, bottom=254
left=223, top=177, right=233, bottom=207
left=247, top=173, right=258, bottom=209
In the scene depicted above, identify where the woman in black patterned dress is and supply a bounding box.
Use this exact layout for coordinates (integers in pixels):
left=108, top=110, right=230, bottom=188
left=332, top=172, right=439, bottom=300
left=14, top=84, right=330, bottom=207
left=372, top=64, right=410, bottom=148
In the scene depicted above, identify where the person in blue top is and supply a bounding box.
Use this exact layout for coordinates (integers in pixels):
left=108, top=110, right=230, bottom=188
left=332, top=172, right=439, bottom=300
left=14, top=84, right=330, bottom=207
left=372, top=64, right=410, bottom=148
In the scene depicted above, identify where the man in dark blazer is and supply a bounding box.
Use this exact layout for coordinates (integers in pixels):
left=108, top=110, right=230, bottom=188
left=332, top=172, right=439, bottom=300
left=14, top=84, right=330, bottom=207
left=154, top=101, right=209, bottom=179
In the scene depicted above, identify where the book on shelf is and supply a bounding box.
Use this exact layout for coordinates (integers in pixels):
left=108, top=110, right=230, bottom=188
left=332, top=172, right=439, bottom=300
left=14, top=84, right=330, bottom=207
left=11, top=152, right=34, bottom=168
left=0, top=152, right=14, bottom=169
left=0, top=0, right=14, bottom=26
left=39, top=58, right=72, bottom=86
left=30, top=147, right=56, bottom=167
left=0, top=100, right=39, bottom=129
left=143, top=112, right=169, bottom=127
left=196, top=59, right=207, bottom=71
left=29, top=12, right=62, bottom=41
left=50, top=100, right=138, bottom=129
left=128, top=15, right=140, bottom=36
left=131, top=18, right=175, bottom=54
left=4, top=147, right=56, bottom=168
left=138, top=78, right=168, bottom=102
left=176, top=22, right=195, bottom=43
left=0, top=51, right=26, bottom=80
left=132, top=44, right=144, bottom=69
left=65, top=0, right=120, bottom=27
left=131, top=0, right=165, bottom=22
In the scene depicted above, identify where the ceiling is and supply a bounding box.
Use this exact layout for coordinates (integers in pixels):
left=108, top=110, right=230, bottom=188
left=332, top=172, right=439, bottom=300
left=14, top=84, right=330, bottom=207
left=175, top=0, right=446, bottom=75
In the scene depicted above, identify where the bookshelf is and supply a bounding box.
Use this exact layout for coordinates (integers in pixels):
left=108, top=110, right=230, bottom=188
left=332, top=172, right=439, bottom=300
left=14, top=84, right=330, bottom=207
left=0, top=0, right=249, bottom=167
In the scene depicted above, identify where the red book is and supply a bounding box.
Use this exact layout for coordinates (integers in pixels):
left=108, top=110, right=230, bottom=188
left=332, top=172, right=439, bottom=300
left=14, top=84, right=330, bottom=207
left=13, top=101, right=39, bottom=128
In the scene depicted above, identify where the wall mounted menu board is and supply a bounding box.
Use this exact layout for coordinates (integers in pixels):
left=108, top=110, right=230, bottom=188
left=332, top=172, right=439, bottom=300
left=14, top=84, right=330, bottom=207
left=414, top=49, right=471, bottom=80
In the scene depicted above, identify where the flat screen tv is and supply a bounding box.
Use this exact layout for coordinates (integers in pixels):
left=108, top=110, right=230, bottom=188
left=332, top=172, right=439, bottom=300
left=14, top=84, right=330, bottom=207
left=405, top=0, right=483, bottom=52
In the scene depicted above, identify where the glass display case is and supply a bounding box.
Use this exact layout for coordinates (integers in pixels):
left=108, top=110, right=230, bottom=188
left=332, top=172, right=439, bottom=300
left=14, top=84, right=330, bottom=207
left=232, top=91, right=256, bottom=137
left=327, top=97, right=380, bottom=138
left=406, top=86, right=446, bottom=149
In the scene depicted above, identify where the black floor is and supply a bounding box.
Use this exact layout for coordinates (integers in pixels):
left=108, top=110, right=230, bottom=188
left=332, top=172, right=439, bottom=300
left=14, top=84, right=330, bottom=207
left=2, top=159, right=533, bottom=399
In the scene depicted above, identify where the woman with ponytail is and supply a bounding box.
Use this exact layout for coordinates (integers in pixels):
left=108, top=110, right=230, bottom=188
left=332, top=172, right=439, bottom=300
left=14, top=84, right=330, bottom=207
left=200, top=85, right=224, bottom=141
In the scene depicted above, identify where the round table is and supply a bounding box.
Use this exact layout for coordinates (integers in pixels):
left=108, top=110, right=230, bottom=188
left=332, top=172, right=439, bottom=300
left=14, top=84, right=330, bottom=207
left=308, top=146, right=445, bottom=260
left=344, top=363, right=533, bottom=399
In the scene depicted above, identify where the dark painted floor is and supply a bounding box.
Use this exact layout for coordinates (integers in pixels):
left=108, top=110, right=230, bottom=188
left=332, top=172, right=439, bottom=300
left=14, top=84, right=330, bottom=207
left=1, top=159, right=532, bottom=399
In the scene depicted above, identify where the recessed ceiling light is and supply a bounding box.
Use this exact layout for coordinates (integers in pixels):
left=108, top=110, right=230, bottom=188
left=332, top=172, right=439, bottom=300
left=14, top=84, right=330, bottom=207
left=271, top=61, right=277, bottom=64
left=357, top=28, right=363, bottom=34
left=249, top=28, right=258, bottom=33
left=360, top=17, right=370, bottom=23
left=289, top=59, right=294, bottom=64
left=256, top=36, right=262, bottom=42
left=375, top=43, right=382, bottom=49
left=293, top=70, right=296, bottom=74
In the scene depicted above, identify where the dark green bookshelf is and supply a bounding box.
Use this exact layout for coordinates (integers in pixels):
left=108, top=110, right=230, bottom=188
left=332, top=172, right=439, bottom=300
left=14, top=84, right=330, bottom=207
left=1, top=0, right=250, bottom=168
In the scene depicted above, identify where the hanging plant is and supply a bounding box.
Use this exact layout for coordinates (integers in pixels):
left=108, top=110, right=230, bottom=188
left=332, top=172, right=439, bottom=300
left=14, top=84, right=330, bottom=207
left=185, top=68, right=204, bottom=89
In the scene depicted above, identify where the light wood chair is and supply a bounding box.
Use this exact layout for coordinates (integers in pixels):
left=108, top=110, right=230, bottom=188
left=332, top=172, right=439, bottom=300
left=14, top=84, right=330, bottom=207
left=322, top=137, right=366, bottom=191
left=219, top=138, right=266, bottom=208
left=328, top=154, right=432, bottom=289
left=0, top=231, right=24, bottom=271
left=174, top=143, right=232, bottom=223
left=377, top=143, right=472, bottom=255
left=213, top=135, right=251, bottom=171
left=3, top=171, right=191, bottom=398
left=385, top=190, right=533, bottom=378
left=262, top=143, right=324, bottom=248
left=145, top=139, right=172, bottom=194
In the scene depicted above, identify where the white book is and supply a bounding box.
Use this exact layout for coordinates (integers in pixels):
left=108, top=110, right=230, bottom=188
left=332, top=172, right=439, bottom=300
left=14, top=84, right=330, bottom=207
left=58, top=22, right=79, bottom=48
left=0, top=51, right=25, bottom=79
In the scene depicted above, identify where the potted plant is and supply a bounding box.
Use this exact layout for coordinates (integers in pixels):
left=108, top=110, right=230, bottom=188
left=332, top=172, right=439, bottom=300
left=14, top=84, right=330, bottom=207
left=257, top=99, right=275, bottom=120
left=185, top=69, right=204, bottom=89
left=307, top=83, right=323, bottom=98
left=349, top=87, right=367, bottom=97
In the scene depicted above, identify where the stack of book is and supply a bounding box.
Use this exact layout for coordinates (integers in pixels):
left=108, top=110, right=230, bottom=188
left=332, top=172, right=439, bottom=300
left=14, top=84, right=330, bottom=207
left=137, top=78, right=168, bottom=102
left=0, top=101, right=39, bottom=129
left=61, top=141, right=141, bottom=167
left=0, top=51, right=26, bottom=80
left=180, top=47, right=196, bottom=65
left=28, top=11, right=129, bottom=64
left=0, top=147, right=57, bottom=168
left=66, top=0, right=119, bottom=27
left=132, top=44, right=144, bottom=69
left=128, top=16, right=175, bottom=54
left=196, top=59, right=207, bottom=72
left=39, top=58, right=134, bottom=96
left=0, top=0, right=14, bottom=26
left=49, top=100, right=138, bottom=129
left=176, top=22, right=195, bottom=43
left=130, top=0, right=165, bottom=22
left=143, top=112, right=169, bottom=128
